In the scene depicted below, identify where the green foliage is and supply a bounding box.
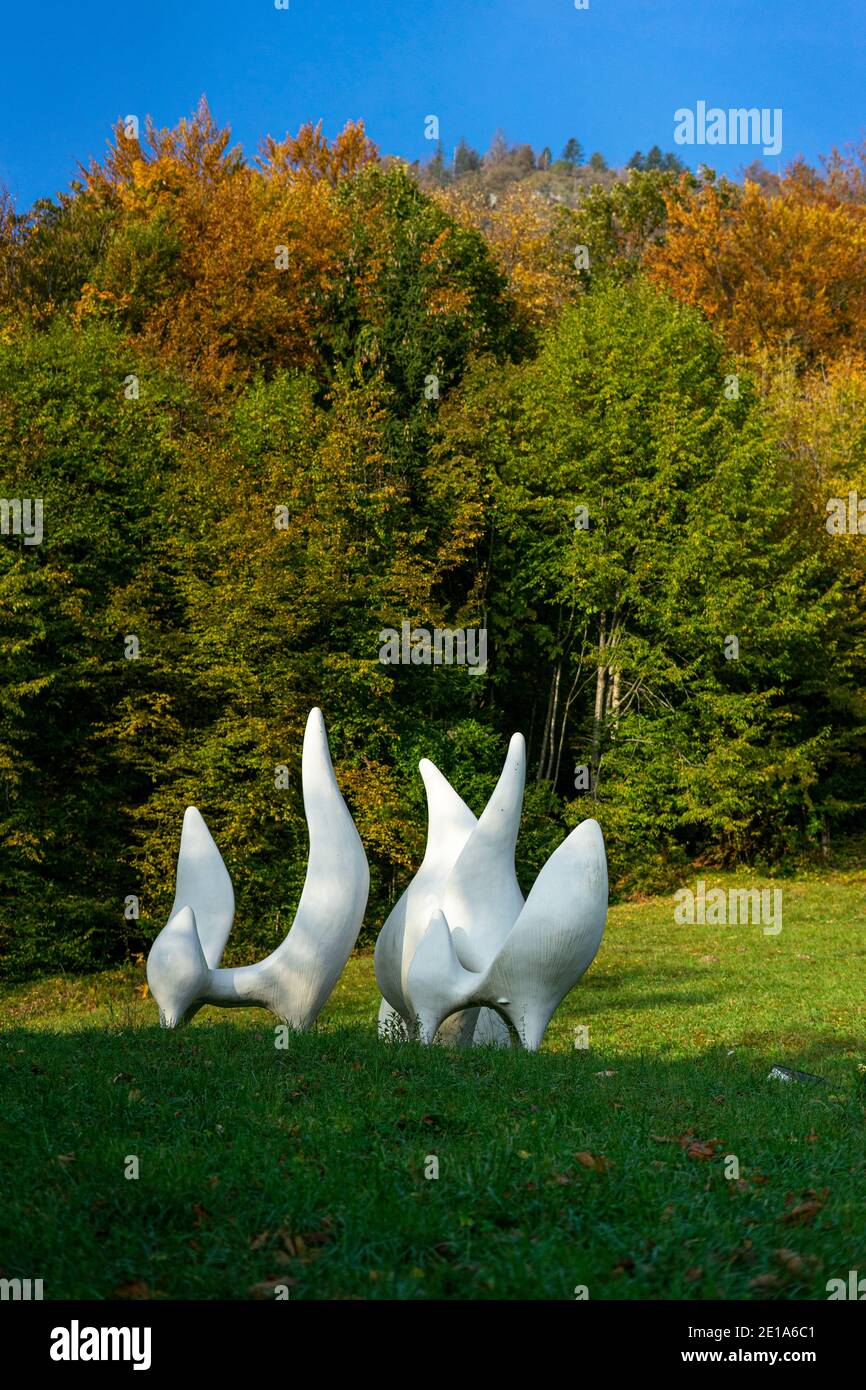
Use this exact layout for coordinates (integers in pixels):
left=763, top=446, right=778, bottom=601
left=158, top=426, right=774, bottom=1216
left=565, top=168, right=687, bottom=283
left=627, top=145, right=686, bottom=174
left=0, top=188, right=115, bottom=324
left=0, top=321, right=196, bottom=976
left=561, top=137, right=584, bottom=166
left=434, top=281, right=866, bottom=889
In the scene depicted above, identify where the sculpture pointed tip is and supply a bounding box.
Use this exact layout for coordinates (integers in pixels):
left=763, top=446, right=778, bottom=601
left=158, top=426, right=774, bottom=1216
left=303, top=706, right=331, bottom=763
left=418, top=757, right=448, bottom=790
left=418, top=758, right=477, bottom=852
left=505, top=733, right=527, bottom=784
left=573, top=816, right=606, bottom=853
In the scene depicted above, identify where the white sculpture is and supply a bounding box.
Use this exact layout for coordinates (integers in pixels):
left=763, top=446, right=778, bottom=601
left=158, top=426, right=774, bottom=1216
left=147, top=707, right=369, bottom=1028
left=374, top=733, right=607, bottom=1050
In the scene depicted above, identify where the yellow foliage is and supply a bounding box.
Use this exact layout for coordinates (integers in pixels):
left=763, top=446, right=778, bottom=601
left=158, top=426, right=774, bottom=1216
left=435, top=182, right=576, bottom=331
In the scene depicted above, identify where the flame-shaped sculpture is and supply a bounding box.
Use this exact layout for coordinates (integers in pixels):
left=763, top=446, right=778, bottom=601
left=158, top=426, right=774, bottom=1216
left=146, top=708, right=369, bottom=1028
left=374, top=733, right=607, bottom=1050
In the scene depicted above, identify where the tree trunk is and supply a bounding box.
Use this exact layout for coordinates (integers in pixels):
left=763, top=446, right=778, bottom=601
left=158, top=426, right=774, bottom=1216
left=536, top=668, right=556, bottom=784
left=590, top=614, right=607, bottom=797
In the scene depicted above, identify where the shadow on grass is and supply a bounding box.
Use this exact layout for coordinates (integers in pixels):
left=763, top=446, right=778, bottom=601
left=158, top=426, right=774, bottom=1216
left=1, top=1021, right=864, bottom=1300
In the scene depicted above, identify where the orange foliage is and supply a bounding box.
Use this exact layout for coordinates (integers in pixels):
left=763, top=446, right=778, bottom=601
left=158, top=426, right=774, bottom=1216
left=75, top=100, right=377, bottom=384
left=645, top=171, right=866, bottom=364
left=258, top=118, right=378, bottom=185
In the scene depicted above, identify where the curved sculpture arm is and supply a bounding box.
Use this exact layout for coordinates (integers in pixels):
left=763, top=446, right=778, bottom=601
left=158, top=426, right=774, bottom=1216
left=482, top=817, right=608, bottom=1049
left=442, top=732, right=526, bottom=972
left=406, top=909, right=479, bottom=1042
left=248, top=706, right=370, bottom=1026
left=374, top=756, right=476, bottom=1019
left=404, top=819, right=608, bottom=1050
left=374, top=734, right=526, bottom=1022
left=168, top=806, right=235, bottom=969
left=146, top=906, right=210, bottom=1027
left=147, top=708, right=369, bottom=1030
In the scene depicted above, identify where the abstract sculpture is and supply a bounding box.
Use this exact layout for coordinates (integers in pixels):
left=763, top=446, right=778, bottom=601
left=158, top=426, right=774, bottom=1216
left=146, top=707, right=369, bottom=1028
left=374, top=733, right=607, bottom=1050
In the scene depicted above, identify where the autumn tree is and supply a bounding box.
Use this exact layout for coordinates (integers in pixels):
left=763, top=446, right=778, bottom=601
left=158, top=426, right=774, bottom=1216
left=645, top=170, right=866, bottom=365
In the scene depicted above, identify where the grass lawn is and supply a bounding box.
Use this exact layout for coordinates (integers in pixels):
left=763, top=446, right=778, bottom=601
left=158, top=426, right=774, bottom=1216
left=1, top=866, right=864, bottom=1300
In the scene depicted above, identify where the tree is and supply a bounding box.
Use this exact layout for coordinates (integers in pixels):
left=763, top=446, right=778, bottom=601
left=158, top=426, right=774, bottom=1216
left=486, top=130, right=510, bottom=165
left=454, top=138, right=481, bottom=179
left=629, top=147, right=685, bottom=174
left=435, top=181, right=581, bottom=334
left=562, top=138, right=584, bottom=166
left=435, top=281, right=863, bottom=884
left=563, top=169, right=680, bottom=283
left=425, top=139, right=451, bottom=187
left=645, top=170, right=866, bottom=364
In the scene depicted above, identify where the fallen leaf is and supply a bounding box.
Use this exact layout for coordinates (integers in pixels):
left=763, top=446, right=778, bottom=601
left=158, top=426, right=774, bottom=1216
left=775, top=1249, right=805, bottom=1275
left=684, top=1138, right=724, bottom=1160
left=780, top=1201, right=822, bottom=1226
left=575, top=1151, right=612, bottom=1172
left=112, top=1279, right=152, bottom=1300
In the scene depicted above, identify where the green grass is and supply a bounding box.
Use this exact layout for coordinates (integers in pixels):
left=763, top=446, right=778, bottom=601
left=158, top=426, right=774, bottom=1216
left=1, top=866, right=864, bottom=1300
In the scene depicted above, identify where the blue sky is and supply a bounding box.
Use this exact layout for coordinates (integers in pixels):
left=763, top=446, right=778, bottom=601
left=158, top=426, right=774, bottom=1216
left=2, top=0, right=864, bottom=209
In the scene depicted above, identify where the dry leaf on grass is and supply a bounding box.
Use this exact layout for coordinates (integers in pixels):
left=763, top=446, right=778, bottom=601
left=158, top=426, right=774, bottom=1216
left=112, top=1279, right=152, bottom=1300
left=575, top=1151, right=612, bottom=1172
left=779, top=1188, right=828, bottom=1226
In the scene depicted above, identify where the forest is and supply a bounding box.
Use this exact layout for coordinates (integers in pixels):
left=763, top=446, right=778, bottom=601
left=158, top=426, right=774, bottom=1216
left=1, top=103, right=864, bottom=978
